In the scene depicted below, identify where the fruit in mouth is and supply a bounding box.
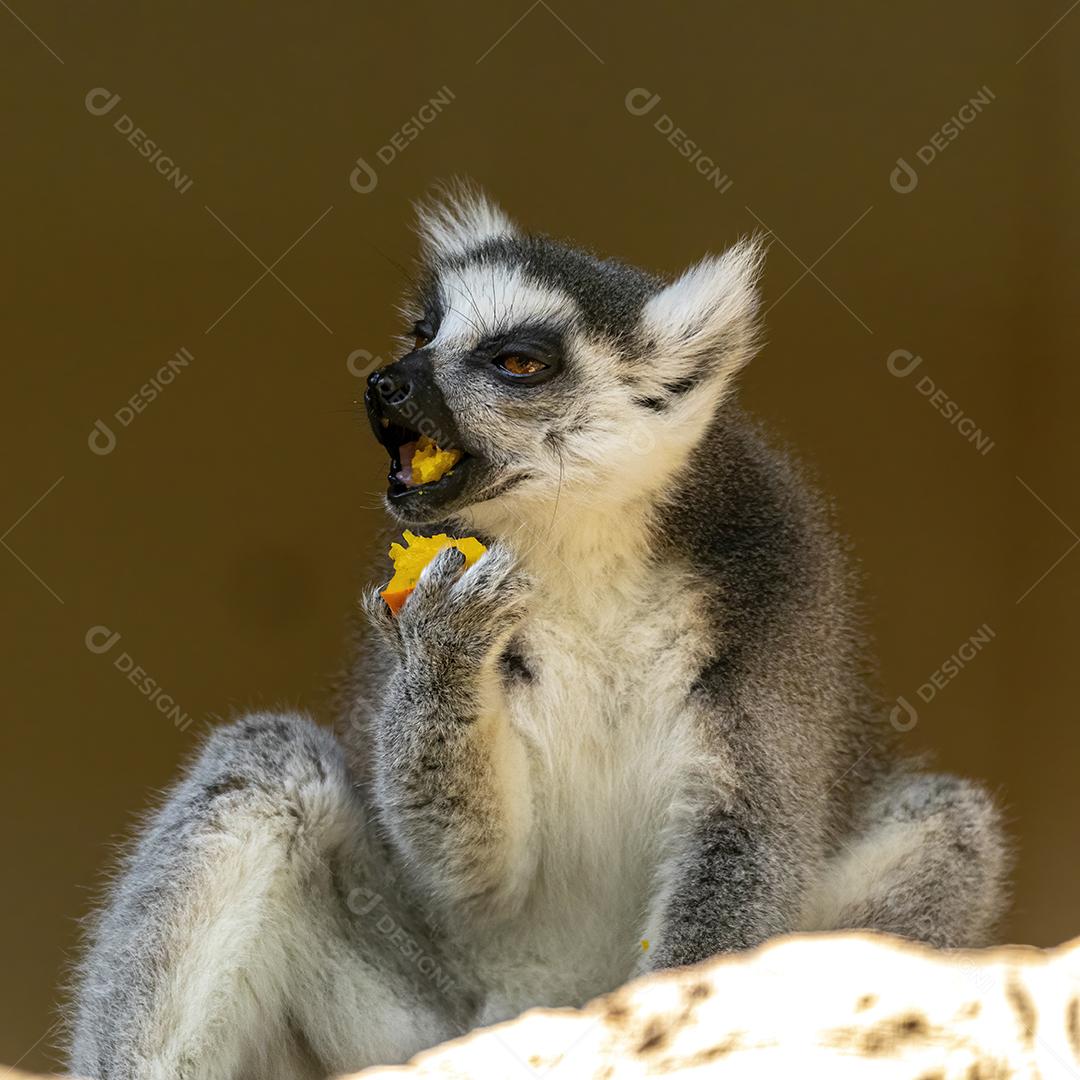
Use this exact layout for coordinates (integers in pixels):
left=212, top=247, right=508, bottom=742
left=409, top=435, right=463, bottom=486
left=385, top=431, right=464, bottom=490
left=380, top=530, right=486, bottom=614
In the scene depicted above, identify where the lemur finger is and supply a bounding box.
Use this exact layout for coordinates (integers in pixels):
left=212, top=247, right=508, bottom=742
left=454, top=552, right=533, bottom=635
left=452, top=543, right=528, bottom=601
left=360, top=584, right=401, bottom=646
left=414, top=545, right=468, bottom=597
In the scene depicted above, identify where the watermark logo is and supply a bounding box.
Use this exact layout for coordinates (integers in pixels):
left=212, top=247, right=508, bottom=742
left=625, top=414, right=658, bottom=457
left=85, top=624, right=195, bottom=732
left=349, top=87, right=456, bottom=194
left=890, top=623, right=996, bottom=730
left=625, top=88, right=732, bottom=193
left=887, top=349, right=994, bottom=457
left=89, top=346, right=193, bottom=456
left=889, top=695, right=920, bottom=732
left=890, top=158, right=920, bottom=195
left=346, top=348, right=386, bottom=381
left=889, top=85, right=996, bottom=194
left=85, top=88, right=194, bottom=195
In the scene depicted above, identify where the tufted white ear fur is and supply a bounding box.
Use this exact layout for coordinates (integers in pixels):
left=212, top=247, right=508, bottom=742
left=638, top=236, right=766, bottom=395
left=414, top=180, right=519, bottom=263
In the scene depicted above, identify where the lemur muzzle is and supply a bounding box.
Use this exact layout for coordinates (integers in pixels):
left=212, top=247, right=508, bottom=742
left=364, top=353, right=463, bottom=450
left=364, top=352, right=471, bottom=494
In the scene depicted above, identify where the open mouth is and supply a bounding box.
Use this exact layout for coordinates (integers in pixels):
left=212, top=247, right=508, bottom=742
left=376, top=421, right=473, bottom=499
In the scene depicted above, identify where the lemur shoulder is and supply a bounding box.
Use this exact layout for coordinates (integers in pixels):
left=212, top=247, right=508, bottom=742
left=70, top=185, right=1010, bottom=1080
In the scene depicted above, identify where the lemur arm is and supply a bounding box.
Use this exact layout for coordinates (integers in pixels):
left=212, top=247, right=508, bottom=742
left=363, top=544, right=536, bottom=916
left=643, top=791, right=803, bottom=970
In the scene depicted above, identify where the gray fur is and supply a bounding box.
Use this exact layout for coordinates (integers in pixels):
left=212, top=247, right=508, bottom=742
left=69, top=185, right=1010, bottom=1078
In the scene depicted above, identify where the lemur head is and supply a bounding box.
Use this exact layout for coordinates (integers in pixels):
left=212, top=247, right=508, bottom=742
left=366, top=183, right=764, bottom=537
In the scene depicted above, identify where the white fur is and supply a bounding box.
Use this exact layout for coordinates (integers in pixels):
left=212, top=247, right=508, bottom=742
left=462, top=335, right=727, bottom=547
left=796, top=822, right=924, bottom=933
left=415, top=181, right=518, bottom=262
left=466, top=546, right=725, bottom=1022
left=635, top=236, right=764, bottom=402
left=436, top=264, right=575, bottom=347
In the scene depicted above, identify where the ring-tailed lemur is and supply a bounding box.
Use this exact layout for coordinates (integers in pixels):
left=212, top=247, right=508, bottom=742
left=70, top=184, right=1010, bottom=1080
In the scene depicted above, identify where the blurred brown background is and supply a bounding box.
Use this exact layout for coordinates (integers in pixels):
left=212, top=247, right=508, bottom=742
left=2, top=0, right=1078, bottom=1071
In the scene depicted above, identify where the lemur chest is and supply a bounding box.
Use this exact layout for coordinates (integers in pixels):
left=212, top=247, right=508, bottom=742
left=466, top=578, right=716, bottom=1015
left=506, top=596, right=702, bottom=751
left=494, top=578, right=713, bottom=971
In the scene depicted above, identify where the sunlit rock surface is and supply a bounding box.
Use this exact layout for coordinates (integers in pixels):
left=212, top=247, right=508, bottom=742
left=353, top=932, right=1080, bottom=1078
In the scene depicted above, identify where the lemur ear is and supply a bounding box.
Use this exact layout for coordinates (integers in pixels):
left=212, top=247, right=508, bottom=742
left=637, top=236, right=765, bottom=402
left=414, top=180, right=518, bottom=263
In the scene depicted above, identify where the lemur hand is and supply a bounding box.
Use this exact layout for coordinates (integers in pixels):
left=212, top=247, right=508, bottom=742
left=364, top=543, right=531, bottom=681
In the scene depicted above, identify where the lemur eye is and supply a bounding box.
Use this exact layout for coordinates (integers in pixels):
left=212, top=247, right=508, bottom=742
left=414, top=334, right=430, bottom=349
left=487, top=340, right=561, bottom=385
left=412, top=322, right=434, bottom=350
left=496, top=355, right=548, bottom=376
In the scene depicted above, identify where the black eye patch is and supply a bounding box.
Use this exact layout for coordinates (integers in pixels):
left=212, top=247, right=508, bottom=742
left=469, top=323, right=564, bottom=361
left=468, top=324, right=565, bottom=386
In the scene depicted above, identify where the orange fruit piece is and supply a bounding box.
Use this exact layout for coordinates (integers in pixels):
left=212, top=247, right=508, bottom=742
left=380, top=531, right=487, bottom=614
left=411, top=435, right=463, bottom=485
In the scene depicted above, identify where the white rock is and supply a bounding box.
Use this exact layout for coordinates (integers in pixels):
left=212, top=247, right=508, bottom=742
left=351, top=932, right=1080, bottom=1079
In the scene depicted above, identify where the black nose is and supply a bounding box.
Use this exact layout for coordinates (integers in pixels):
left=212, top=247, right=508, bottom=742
left=363, top=352, right=466, bottom=455
left=367, top=367, right=411, bottom=408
